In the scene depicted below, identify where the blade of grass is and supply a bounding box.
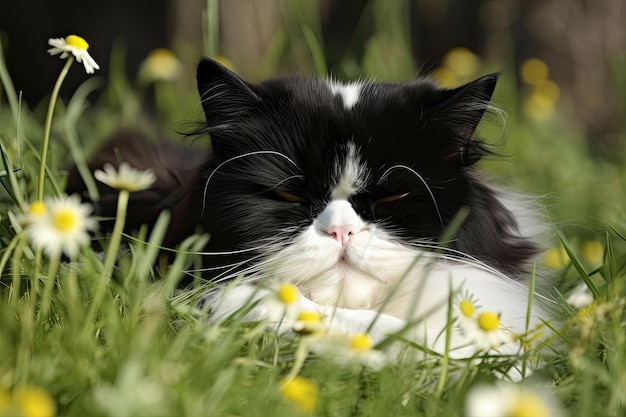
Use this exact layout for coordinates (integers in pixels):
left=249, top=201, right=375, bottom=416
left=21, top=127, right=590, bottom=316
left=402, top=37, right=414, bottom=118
left=604, top=219, right=626, bottom=243
left=556, top=229, right=601, bottom=299
left=435, top=277, right=454, bottom=397
left=0, top=37, right=19, bottom=122
left=204, top=0, right=220, bottom=57
left=0, top=139, right=24, bottom=208
left=64, top=77, right=104, bottom=204
left=302, top=26, right=327, bottom=76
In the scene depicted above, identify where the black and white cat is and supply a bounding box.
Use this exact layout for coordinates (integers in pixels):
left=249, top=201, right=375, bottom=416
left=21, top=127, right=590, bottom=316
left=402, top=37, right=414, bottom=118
left=71, top=58, right=551, bottom=358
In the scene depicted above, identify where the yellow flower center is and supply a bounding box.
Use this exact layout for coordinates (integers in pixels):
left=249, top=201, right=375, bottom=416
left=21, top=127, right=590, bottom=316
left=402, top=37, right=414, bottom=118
left=279, top=376, right=318, bottom=412
left=28, top=201, right=47, bottom=217
left=508, top=392, right=550, bottom=417
left=459, top=299, right=475, bottom=318
left=12, top=386, right=57, bottom=417
left=65, top=35, right=89, bottom=51
left=52, top=209, right=77, bottom=232
left=350, top=333, right=373, bottom=352
left=277, top=284, right=297, bottom=305
left=297, top=311, right=321, bottom=324
left=477, top=312, right=500, bottom=332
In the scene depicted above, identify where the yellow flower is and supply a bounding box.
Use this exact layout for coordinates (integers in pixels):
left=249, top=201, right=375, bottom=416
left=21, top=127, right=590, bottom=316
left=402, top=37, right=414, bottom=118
left=582, top=240, right=604, bottom=265
left=459, top=300, right=475, bottom=318
left=309, top=332, right=388, bottom=370
left=443, top=47, right=480, bottom=80
left=349, top=333, right=373, bottom=352
left=279, top=376, right=318, bottom=412
left=477, top=311, right=499, bottom=331
left=465, top=382, right=562, bottom=417
left=523, top=90, right=556, bottom=121
left=25, top=194, right=97, bottom=259
left=139, top=48, right=183, bottom=83
left=28, top=201, right=47, bottom=217
left=533, top=79, right=560, bottom=102
left=520, top=58, right=549, bottom=86
left=0, top=385, right=56, bottom=417
left=18, top=201, right=47, bottom=227
left=12, top=386, right=56, bottom=417
left=262, top=283, right=300, bottom=322
left=94, top=162, right=156, bottom=193
left=47, top=35, right=100, bottom=74
left=543, top=246, right=570, bottom=269
left=293, top=311, right=325, bottom=335
left=456, top=290, right=481, bottom=321
left=457, top=309, right=513, bottom=352
left=277, top=283, right=298, bottom=305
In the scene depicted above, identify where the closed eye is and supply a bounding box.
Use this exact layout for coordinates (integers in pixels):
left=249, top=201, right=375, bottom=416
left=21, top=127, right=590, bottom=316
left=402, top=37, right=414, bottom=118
left=376, top=192, right=410, bottom=203
left=274, top=190, right=307, bottom=203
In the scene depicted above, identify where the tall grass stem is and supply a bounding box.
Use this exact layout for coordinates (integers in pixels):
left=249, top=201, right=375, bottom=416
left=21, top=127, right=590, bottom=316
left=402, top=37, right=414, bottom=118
left=85, top=189, right=129, bottom=329
left=37, top=56, right=74, bottom=201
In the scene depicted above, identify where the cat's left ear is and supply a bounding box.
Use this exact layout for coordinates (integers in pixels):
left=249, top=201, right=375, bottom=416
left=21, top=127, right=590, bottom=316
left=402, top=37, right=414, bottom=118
left=196, top=58, right=261, bottom=132
left=423, top=74, right=498, bottom=141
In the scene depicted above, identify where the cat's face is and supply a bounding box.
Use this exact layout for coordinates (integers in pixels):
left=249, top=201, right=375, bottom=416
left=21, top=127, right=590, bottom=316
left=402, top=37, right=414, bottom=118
left=194, top=59, right=537, bottom=305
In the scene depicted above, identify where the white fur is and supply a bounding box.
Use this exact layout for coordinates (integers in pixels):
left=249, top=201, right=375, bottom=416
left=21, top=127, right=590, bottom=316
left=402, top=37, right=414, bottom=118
left=331, top=144, right=368, bottom=200
left=327, top=81, right=362, bottom=110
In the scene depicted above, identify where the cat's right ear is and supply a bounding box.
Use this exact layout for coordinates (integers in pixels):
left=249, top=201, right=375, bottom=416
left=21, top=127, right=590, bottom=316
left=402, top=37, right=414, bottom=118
left=196, top=58, right=261, bottom=132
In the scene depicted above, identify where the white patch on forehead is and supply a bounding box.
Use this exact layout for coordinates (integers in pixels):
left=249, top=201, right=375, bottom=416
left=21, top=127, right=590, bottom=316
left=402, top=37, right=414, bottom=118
left=327, top=80, right=362, bottom=109
left=331, top=144, right=368, bottom=200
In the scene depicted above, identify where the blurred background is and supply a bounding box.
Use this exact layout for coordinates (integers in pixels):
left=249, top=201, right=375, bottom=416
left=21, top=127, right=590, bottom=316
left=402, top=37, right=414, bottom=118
left=1, top=0, right=625, bottom=268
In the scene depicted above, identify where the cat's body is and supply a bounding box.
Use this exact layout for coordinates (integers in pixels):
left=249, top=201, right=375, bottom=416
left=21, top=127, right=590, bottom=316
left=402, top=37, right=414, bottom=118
left=68, top=58, right=551, bottom=359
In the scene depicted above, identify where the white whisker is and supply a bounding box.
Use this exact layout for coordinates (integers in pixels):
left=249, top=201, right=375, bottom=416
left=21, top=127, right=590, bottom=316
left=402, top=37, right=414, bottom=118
left=378, top=164, right=444, bottom=227
left=201, top=150, right=302, bottom=215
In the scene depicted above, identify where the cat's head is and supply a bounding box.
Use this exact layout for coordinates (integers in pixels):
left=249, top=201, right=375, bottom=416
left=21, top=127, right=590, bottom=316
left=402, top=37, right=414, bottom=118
left=194, top=58, right=539, bottom=304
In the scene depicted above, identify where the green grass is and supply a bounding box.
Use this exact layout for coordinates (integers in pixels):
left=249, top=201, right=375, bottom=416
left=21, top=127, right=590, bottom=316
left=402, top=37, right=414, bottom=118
left=1, top=2, right=626, bottom=416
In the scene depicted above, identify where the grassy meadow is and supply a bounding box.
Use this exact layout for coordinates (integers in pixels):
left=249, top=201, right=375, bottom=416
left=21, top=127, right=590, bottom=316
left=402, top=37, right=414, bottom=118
left=1, top=1, right=626, bottom=416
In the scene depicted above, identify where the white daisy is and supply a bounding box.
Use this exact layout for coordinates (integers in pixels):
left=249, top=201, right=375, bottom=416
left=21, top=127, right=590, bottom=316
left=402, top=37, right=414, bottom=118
left=457, top=310, right=514, bottom=352
left=262, top=283, right=300, bottom=322
left=309, top=332, right=388, bottom=371
left=455, top=289, right=481, bottom=325
left=94, top=162, right=156, bottom=193
left=25, top=194, right=98, bottom=259
left=47, top=35, right=100, bottom=74
left=18, top=200, right=48, bottom=226
left=465, top=381, right=563, bottom=417
left=292, top=310, right=326, bottom=335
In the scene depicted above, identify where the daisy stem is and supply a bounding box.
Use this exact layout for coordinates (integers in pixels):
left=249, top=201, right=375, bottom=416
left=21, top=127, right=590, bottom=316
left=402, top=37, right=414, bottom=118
left=521, top=262, right=537, bottom=378
left=85, top=190, right=129, bottom=328
left=64, top=262, right=81, bottom=331
left=37, top=55, right=74, bottom=201
left=0, top=233, right=18, bottom=283
left=30, top=249, right=43, bottom=313
left=435, top=277, right=454, bottom=397
left=37, top=255, right=60, bottom=323
left=8, top=236, right=23, bottom=306
left=284, top=338, right=309, bottom=382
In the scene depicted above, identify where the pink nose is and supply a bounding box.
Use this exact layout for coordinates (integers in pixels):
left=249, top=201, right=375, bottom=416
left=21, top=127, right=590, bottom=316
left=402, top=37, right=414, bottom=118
left=326, top=225, right=355, bottom=246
